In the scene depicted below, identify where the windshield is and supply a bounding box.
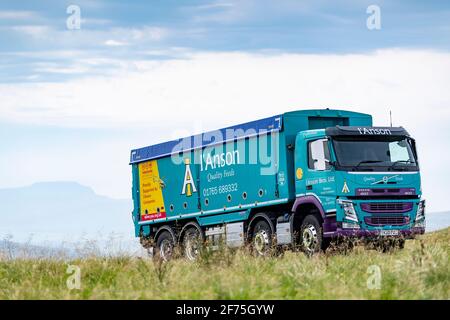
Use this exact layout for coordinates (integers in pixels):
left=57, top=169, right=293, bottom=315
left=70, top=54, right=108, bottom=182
left=332, top=136, right=418, bottom=171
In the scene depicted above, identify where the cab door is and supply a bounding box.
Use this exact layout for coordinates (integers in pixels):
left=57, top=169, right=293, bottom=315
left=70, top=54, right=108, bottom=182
left=295, top=135, right=336, bottom=212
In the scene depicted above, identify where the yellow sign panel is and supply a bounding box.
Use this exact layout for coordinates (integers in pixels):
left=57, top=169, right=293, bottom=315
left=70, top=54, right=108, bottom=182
left=138, top=160, right=166, bottom=221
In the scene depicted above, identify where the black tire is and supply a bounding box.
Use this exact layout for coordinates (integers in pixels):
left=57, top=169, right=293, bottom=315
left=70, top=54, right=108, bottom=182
left=182, top=226, right=204, bottom=261
left=155, top=231, right=175, bottom=261
left=251, top=220, right=273, bottom=256
left=299, top=214, right=324, bottom=255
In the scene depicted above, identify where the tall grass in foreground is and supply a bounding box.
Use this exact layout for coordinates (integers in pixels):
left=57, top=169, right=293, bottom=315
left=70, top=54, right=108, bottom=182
left=0, top=228, right=448, bottom=299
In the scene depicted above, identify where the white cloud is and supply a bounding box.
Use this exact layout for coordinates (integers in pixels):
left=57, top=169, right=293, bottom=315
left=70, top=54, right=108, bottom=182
left=129, top=27, right=168, bottom=41
left=5, top=25, right=168, bottom=47
left=2, top=49, right=449, bottom=128
left=99, top=27, right=169, bottom=45
left=5, top=50, right=86, bottom=59
left=10, top=25, right=50, bottom=38
left=0, top=10, right=37, bottom=19
left=0, top=49, right=449, bottom=210
left=196, top=2, right=235, bottom=10
left=188, top=0, right=334, bottom=25
left=104, top=39, right=129, bottom=47
left=191, top=1, right=247, bottom=23
left=35, top=65, right=90, bottom=74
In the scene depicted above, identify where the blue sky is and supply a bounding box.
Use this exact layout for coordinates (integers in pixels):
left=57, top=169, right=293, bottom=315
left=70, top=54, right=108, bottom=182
left=1, top=1, right=450, bottom=212
left=1, top=0, right=450, bottom=82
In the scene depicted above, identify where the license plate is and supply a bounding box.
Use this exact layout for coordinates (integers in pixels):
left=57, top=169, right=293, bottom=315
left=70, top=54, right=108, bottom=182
left=380, top=230, right=399, bottom=236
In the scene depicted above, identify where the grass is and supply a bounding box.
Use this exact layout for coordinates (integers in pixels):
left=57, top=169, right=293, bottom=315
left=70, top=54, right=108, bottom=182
left=0, top=228, right=448, bottom=299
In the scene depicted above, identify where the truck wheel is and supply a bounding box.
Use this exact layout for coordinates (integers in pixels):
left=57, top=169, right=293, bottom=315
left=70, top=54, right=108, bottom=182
left=155, top=231, right=175, bottom=261
left=182, top=226, right=204, bottom=261
left=251, top=220, right=273, bottom=256
left=299, top=215, right=323, bottom=255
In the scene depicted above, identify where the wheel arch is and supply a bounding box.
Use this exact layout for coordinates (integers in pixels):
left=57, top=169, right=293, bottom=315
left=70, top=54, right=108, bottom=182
left=178, top=221, right=204, bottom=243
left=291, top=195, right=326, bottom=221
left=291, top=196, right=326, bottom=237
left=247, top=212, right=275, bottom=240
left=154, top=224, right=177, bottom=244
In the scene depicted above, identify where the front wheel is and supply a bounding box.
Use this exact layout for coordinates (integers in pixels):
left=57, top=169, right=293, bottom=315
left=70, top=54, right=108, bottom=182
left=299, top=215, right=324, bottom=255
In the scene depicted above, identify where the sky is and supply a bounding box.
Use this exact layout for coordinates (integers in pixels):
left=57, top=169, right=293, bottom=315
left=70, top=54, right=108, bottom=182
left=1, top=0, right=450, bottom=212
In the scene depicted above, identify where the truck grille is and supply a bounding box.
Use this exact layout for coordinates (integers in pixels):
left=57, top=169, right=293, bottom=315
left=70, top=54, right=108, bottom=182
left=356, top=188, right=415, bottom=196
left=364, top=216, right=410, bottom=226
left=360, top=202, right=413, bottom=213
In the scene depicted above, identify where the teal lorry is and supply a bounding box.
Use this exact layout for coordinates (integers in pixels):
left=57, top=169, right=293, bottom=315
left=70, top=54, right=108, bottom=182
left=130, top=109, right=425, bottom=260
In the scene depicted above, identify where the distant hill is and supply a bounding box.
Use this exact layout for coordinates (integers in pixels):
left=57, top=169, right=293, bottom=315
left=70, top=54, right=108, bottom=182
left=0, top=238, right=77, bottom=259
left=0, top=182, right=134, bottom=243
left=426, top=211, right=450, bottom=232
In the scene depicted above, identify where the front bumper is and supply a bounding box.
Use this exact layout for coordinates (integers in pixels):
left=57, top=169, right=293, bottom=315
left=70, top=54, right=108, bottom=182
left=324, top=226, right=425, bottom=239
left=328, top=198, right=426, bottom=239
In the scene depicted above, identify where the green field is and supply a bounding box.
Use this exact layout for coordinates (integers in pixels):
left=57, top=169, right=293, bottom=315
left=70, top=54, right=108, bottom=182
left=0, top=228, right=448, bottom=300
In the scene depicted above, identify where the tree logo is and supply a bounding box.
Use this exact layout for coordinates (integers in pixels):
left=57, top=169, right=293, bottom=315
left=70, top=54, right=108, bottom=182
left=181, top=158, right=197, bottom=197
left=342, top=180, right=350, bottom=193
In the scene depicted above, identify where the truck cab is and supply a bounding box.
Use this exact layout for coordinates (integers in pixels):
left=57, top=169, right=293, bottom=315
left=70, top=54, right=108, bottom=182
left=293, top=125, right=425, bottom=251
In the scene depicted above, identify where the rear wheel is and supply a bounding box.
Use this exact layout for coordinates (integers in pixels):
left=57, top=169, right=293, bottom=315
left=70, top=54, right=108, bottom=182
left=182, top=226, right=204, bottom=261
left=299, top=215, right=324, bottom=255
left=155, top=231, right=175, bottom=261
left=251, top=220, right=273, bottom=256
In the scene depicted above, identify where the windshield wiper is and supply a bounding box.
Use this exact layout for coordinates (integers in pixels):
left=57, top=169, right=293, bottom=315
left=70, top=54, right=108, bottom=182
left=388, top=160, right=413, bottom=171
left=353, top=160, right=383, bottom=170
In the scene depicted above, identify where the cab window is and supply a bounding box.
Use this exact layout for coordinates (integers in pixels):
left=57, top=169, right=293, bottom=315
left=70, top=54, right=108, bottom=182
left=308, top=139, right=331, bottom=170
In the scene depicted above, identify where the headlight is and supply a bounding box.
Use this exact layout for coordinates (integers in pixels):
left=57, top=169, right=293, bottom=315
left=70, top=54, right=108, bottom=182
left=338, top=199, right=358, bottom=222
left=416, top=200, right=425, bottom=221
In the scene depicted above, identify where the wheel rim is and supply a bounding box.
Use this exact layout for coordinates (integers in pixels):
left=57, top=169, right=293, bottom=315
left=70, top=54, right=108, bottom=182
left=253, top=230, right=270, bottom=255
left=159, top=239, right=173, bottom=261
left=302, top=225, right=318, bottom=252
left=184, top=229, right=201, bottom=261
